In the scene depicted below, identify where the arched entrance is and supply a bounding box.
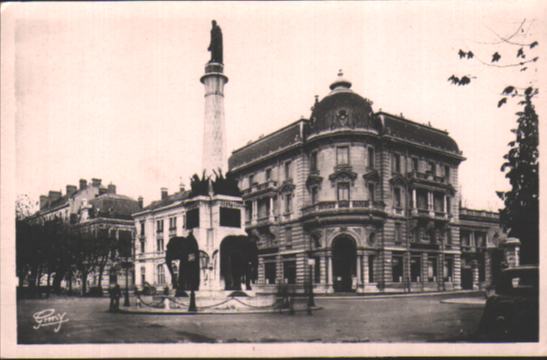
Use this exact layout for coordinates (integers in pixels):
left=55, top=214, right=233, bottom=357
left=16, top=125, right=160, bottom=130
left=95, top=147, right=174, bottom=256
left=332, top=235, right=357, bottom=292
left=220, top=236, right=258, bottom=291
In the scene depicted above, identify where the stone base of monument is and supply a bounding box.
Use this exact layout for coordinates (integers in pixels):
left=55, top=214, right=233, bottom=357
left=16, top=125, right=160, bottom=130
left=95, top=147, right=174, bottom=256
left=122, top=290, right=322, bottom=314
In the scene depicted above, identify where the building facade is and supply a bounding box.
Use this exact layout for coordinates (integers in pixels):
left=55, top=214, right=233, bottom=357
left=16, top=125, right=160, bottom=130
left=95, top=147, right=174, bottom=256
left=228, top=72, right=503, bottom=294
left=29, top=178, right=140, bottom=291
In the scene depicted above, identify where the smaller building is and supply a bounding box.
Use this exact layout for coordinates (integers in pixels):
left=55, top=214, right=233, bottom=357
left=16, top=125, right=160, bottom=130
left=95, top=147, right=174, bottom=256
left=29, top=178, right=140, bottom=291
left=459, top=208, right=505, bottom=290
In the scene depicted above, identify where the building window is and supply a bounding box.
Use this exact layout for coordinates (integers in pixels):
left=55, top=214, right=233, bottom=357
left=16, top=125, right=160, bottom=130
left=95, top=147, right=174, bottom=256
left=410, top=256, right=421, bottom=282
left=284, top=193, right=292, bottom=213
left=284, top=161, right=291, bottom=180
left=368, top=255, right=375, bottom=283
left=392, top=255, right=403, bottom=282
left=310, top=187, right=318, bottom=204
left=392, top=153, right=401, bottom=173
left=169, top=217, right=177, bottom=230
left=446, top=228, right=452, bottom=245
left=368, top=232, right=376, bottom=246
left=314, top=256, right=321, bottom=284
left=446, top=196, right=451, bottom=214
left=444, top=165, right=450, bottom=180
left=394, top=187, right=402, bottom=208
left=310, top=152, right=318, bottom=172
left=156, top=219, right=164, bottom=233
left=157, top=264, right=165, bottom=285
left=337, top=182, right=350, bottom=202
left=368, top=147, right=375, bottom=169
left=140, top=221, right=145, bottom=235
left=368, top=183, right=375, bottom=202
left=428, top=161, right=436, bottom=175
left=283, top=257, right=296, bottom=284
left=265, top=168, right=272, bottom=181
left=428, top=257, right=438, bottom=282
left=186, top=208, right=200, bottom=229
left=140, top=266, right=146, bottom=285
left=285, top=227, right=292, bottom=249
left=336, top=146, right=349, bottom=165
left=248, top=174, right=254, bottom=188
left=265, top=258, right=277, bottom=285
left=394, top=223, right=402, bottom=244
left=156, top=236, right=164, bottom=252
left=412, top=158, right=419, bottom=172
left=140, top=239, right=145, bottom=253
left=444, top=257, right=453, bottom=281
left=412, top=228, right=420, bottom=243
left=245, top=201, right=252, bottom=222
left=220, top=207, right=241, bottom=227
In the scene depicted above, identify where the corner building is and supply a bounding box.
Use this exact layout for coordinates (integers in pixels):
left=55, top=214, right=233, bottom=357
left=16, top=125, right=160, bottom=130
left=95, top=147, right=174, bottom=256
left=228, top=73, right=473, bottom=293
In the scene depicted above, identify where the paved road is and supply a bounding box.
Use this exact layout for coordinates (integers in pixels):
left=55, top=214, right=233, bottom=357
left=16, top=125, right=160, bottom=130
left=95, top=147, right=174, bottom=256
left=17, top=292, right=485, bottom=343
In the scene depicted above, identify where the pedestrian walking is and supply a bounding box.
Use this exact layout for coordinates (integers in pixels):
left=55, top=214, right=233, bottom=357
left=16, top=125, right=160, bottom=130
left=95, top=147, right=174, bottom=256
left=110, top=284, right=121, bottom=312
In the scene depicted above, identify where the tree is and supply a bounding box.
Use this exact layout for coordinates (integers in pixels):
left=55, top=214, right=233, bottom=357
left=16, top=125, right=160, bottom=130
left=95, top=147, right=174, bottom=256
left=497, top=90, right=539, bottom=264
left=16, top=194, right=35, bottom=220
left=449, top=19, right=539, bottom=264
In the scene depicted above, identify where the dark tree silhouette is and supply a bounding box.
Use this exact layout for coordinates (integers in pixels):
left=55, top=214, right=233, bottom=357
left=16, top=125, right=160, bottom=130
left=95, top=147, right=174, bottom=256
left=449, top=19, right=539, bottom=264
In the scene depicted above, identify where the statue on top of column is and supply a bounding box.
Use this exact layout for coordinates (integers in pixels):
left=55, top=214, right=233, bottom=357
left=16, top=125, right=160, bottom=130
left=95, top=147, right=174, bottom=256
left=207, top=20, right=223, bottom=64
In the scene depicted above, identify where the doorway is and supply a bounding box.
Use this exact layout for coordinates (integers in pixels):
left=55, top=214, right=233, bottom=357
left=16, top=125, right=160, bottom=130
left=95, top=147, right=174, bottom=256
left=332, top=236, right=357, bottom=292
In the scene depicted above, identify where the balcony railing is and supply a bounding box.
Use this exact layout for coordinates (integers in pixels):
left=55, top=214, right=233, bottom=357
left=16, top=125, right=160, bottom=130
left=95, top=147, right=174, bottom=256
left=460, top=208, right=499, bottom=219
left=242, top=180, right=278, bottom=195
left=407, top=170, right=449, bottom=185
left=302, top=200, right=385, bottom=216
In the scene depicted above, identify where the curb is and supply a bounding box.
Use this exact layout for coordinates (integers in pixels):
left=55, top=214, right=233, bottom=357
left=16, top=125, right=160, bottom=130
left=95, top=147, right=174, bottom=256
left=314, top=290, right=482, bottom=300
left=118, top=306, right=323, bottom=315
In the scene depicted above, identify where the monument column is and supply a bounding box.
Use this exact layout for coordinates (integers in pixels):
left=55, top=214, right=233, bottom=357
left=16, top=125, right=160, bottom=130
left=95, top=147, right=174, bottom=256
left=201, top=20, right=228, bottom=174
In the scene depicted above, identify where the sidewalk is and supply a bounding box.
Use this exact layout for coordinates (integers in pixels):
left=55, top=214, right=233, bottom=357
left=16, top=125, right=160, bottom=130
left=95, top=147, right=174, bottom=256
left=314, top=289, right=482, bottom=300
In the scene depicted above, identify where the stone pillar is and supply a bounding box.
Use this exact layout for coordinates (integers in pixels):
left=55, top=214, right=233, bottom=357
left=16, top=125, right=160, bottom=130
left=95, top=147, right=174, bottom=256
left=472, top=260, right=479, bottom=290
left=200, top=62, right=229, bottom=174
left=252, top=200, right=258, bottom=223
left=269, top=197, right=274, bottom=220
left=327, top=254, right=333, bottom=293
left=356, top=255, right=362, bottom=290
left=502, top=237, right=521, bottom=267
left=363, top=254, right=369, bottom=284
left=412, top=189, right=417, bottom=209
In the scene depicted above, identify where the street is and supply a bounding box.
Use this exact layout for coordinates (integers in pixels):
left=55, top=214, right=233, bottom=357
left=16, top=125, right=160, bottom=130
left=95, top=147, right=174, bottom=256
left=17, top=292, right=485, bottom=343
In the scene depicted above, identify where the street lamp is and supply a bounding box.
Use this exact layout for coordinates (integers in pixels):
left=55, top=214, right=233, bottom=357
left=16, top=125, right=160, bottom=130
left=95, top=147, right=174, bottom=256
left=307, top=256, right=315, bottom=311
left=123, top=260, right=130, bottom=306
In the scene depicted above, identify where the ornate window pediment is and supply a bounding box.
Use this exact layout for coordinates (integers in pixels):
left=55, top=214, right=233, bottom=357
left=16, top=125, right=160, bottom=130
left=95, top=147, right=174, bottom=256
left=329, top=165, right=357, bottom=186
left=306, top=172, right=323, bottom=189
left=362, top=169, right=380, bottom=182
left=390, top=173, right=407, bottom=186
left=278, top=179, right=295, bottom=194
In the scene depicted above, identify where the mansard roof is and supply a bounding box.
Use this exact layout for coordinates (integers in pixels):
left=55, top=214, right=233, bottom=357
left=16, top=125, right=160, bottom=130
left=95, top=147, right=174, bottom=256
left=89, top=193, right=141, bottom=220
left=229, top=120, right=305, bottom=170
left=139, top=190, right=191, bottom=213
left=380, top=112, right=460, bottom=154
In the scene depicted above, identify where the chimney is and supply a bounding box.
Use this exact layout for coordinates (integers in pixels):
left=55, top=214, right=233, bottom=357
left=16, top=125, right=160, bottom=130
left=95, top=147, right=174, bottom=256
left=107, top=183, right=116, bottom=194
left=48, top=190, right=61, bottom=203
left=179, top=182, right=185, bottom=193
left=66, top=185, right=77, bottom=197
left=161, top=187, right=168, bottom=200
left=39, top=195, right=48, bottom=209
left=138, top=196, right=143, bottom=209
left=79, top=179, right=87, bottom=190
left=91, top=178, right=102, bottom=187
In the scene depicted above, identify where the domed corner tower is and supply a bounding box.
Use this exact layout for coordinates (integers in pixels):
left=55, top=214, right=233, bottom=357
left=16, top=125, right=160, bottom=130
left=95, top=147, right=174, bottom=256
left=308, top=70, right=381, bottom=139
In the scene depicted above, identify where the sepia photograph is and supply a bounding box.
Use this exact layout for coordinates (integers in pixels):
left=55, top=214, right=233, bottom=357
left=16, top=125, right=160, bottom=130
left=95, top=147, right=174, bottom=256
left=1, top=0, right=545, bottom=357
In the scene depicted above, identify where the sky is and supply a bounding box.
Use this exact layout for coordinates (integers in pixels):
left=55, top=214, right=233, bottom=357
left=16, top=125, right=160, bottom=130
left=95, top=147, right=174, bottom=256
left=4, top=1, right=546, bottom=211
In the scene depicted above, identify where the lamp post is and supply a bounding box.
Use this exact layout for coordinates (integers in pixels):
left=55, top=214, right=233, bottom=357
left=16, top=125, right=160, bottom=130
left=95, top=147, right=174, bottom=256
left=123, top=260, right=130, bottom=306
left=307, top=256, right=315, bottom=312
